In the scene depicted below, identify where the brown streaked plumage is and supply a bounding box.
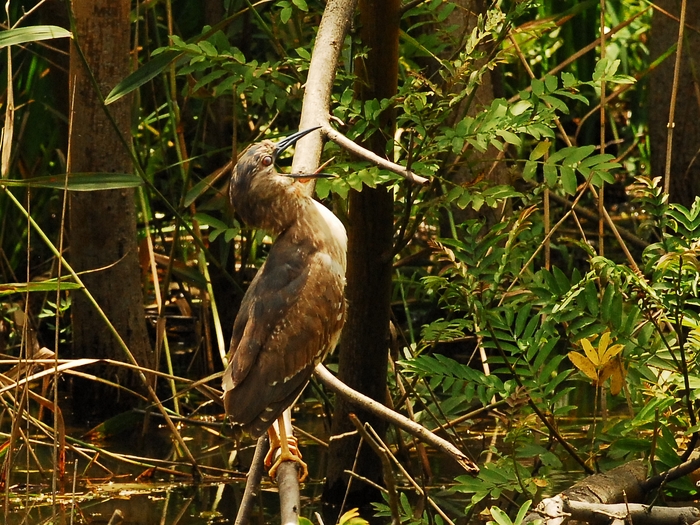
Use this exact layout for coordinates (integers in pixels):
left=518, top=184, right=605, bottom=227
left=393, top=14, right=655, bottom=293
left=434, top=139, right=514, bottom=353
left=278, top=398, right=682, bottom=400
left=223, top=128, right=347, bottom=441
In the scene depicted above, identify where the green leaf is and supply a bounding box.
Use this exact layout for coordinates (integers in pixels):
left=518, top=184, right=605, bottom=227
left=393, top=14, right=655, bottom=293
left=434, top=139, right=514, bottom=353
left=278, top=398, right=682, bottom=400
left=489, top=506, right=513, bottom=525
left=541, top=95, right=569, bottom=113
left=562, top=71, right=577, bottom=89
left=106, top=50, right=182, bottom=105
left=496, top=130, right=521, bottom=146
left=295, top=46, right=311, bottom=59
left=0, top=25, right=71, bottom=48
left=579, top=153, right=616, bottom=168
left=280, top=6, right=293, bottom=23
left=192, top=69, right=228, bottom=92
left=510, top=99, right=531, bottom=116
left=514, top=500, right=533, bottom=525
left=563, top=145, right=596, bottom=166
left=544, top=75, right=558, bottom=93
left=194, top=213, right=229, bottom=231
left=198, top=40, right=218, bottom=56
left=515, top=303, right=532, bottom=337
left=530, top=140, right=551, bottom=161
left=522, top=160, right=537, bottom=181
left=292, top=0, right=309, bottom=10
left=543, top=163, right=558, bottom=187
left=552, top=266, right=570, bottom=293
left=0, top=280, right=82, bottom=295
left=560, top=166, right=577, bottom=194
left=584, top=280, right=599, bottom=316
left=601, top=284, right=615, bottom=323
left=531, top=78, right=544, bottom=97
left=2, top=173, right=143, bottom=191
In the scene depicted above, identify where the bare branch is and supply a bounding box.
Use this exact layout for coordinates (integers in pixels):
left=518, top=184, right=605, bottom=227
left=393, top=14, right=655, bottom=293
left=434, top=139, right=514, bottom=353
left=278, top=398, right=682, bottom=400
left=314, top=363, right=479, bottom=474
left=292, top=0, right=360, bottom=189
left=234, top=435, right=269, bottom=525
left=322, top=125, right=430, bottom=185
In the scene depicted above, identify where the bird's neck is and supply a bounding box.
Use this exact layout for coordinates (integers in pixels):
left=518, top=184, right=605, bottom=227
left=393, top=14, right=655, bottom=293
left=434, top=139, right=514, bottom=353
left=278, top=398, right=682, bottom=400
left=261, top=189, right=347, bottom=270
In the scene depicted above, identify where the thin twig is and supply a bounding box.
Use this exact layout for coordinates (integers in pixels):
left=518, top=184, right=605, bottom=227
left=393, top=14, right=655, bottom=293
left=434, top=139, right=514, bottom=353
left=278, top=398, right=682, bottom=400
left=663, top=0, right=688, bottom=194
left=322, top=125, right=430, bottom=185
left=234, top=435, right=269, bottom=525
left=599, top=0, right=607, bottom=256
left=314, top=364, right=479, bottom=474
left=364, top=422, right=457, bottom=525
left=349, top=415, right=400, bottom=525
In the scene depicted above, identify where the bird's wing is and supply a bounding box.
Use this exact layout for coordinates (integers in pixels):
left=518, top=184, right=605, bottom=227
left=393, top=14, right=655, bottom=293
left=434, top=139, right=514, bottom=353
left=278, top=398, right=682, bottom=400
left=222, top=242, right=345, bottom=434
left=223, top=243, right=311, bottom=391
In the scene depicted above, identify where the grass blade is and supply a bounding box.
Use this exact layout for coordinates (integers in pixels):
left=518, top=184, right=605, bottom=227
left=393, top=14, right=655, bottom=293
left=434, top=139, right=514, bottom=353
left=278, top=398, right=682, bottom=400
left=0, top=26, right=71, bottom=48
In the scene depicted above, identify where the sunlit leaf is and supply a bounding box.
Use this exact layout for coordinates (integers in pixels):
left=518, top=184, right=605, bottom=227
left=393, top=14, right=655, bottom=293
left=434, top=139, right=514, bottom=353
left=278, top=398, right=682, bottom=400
left=1, top=172, right=143, bottom=191
left=0, top=26, right=71, bottom=48
left=598, top=331, right=611, bottom=358
left=601, top=343, right=624, bottom=364
left=105, top=50, right=182, bottom=105
left=609, top=359, right=625, bottom=395
left=489, top=506, right=513, bottom=525
left=338, top=508, right=369, bottom=525
left=0, top=281, right=82, bottom=295
left=515, top=500, right=533, bottom=525
left=580, top=337, right=599, bottom=367
left=568, top=351, right=598, bottom=381
left=530, top=140, right=551, bottom=161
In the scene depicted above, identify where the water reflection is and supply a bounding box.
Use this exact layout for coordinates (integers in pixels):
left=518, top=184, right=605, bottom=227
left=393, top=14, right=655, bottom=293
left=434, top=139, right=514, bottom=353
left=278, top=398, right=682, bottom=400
left=2, top=400, right=589, bottom=524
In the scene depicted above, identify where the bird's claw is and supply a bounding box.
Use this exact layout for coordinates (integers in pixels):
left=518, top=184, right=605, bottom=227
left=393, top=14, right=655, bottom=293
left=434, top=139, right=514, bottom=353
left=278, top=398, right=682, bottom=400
left=265, top=435, right=308, bottom=482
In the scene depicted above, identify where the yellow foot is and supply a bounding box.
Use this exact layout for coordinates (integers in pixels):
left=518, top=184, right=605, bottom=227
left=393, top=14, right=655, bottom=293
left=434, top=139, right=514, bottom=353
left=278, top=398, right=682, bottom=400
left=266, top=425, right=308, bottom=482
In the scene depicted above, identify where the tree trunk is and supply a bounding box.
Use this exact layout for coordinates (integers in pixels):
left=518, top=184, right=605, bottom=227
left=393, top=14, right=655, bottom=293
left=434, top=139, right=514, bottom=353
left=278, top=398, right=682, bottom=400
left=649, top=0, right=700, bottom=207
left=68, top=0, right=153, bottom=420
left=322, top=0, right=399, bottom=517
left=443, top=0, right=510, bottom=229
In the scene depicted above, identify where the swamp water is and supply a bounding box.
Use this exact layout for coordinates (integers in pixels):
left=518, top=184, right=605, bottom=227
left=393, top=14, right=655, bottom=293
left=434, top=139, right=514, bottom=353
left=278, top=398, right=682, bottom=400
left=2, top=404, right=589, bottom=525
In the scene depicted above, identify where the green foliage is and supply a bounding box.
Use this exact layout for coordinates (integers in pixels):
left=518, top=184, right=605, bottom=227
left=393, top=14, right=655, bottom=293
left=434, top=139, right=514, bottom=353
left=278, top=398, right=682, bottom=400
left=153, top=28, right=299, bottom=111
left=488, top=500, right=537, bottom=525
left=4, top=0, right=697, bottom=523
left=373, top=492, right=446, bottom=525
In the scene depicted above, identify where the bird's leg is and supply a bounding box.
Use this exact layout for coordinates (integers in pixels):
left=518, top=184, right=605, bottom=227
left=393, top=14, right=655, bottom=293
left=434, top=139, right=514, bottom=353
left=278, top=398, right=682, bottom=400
left=265, top=415, right=308, bottom=482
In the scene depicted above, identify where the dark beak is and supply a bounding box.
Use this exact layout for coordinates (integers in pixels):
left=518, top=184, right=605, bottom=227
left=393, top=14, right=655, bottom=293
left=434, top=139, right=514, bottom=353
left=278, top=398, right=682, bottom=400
left=273, top=126, right=322, bottom=157
left=285, top=172, right=336, bottom=179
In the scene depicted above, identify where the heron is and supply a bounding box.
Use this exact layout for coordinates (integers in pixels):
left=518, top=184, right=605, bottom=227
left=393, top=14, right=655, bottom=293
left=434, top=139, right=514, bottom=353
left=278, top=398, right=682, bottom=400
left=223, top=127, right=347, bottom=481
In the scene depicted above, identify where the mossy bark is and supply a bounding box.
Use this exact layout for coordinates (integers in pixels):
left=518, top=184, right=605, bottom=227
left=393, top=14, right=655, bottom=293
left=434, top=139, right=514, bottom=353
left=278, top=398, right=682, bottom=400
left=68, top=0, right=153, bottom=421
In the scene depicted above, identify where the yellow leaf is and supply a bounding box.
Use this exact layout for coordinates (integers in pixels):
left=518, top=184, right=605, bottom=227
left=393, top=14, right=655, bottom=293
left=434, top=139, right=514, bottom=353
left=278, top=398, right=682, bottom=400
left=580, top=337, right=600, bottom=367
left=599, top=359, right=617, bottom=384
left=609, top=360, right=626, bottom=396
left=568, top=351, right=598, bottom=381
left=338, top=508, right=370, bottom=525
left=601, top=343, right=624, bottom=365
left=598, top=331, right=611, bottom=358
left=532, top=477, right=548, bottom=487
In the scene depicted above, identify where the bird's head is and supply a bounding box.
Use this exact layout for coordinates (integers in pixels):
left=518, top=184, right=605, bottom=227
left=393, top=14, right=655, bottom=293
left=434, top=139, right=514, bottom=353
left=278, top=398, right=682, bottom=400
left=230, top=127, right=330, bottom=232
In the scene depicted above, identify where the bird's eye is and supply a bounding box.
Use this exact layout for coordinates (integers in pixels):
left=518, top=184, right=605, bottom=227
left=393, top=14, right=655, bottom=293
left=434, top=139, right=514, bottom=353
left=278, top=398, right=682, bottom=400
left=261, top=155, right=273, bottom=167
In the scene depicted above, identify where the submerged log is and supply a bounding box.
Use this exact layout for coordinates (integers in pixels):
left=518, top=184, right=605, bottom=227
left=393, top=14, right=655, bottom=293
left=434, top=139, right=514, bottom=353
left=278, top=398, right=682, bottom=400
left=527, top=460, right=651, bottom=525
left=562, top=459, right=647, bottom=503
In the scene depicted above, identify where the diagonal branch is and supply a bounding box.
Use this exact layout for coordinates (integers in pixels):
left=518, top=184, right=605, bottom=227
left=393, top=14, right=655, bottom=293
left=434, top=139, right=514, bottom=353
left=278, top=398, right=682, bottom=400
left=314, top=363, right=479, bottom=474
left=322, top=124, right=430, bottom=185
